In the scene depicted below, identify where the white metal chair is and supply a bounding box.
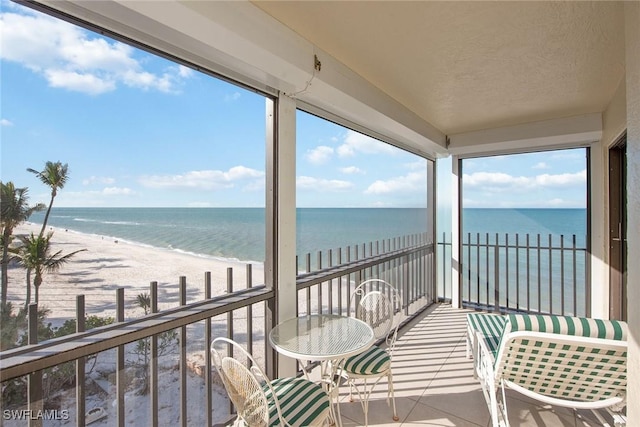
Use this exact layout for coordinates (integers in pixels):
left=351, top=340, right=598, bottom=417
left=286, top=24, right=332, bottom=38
left=341, top=279, right=400, bottom=425
left=473, top=313, right=628, bottom=427
left=211, top=337, right=331, bottom=427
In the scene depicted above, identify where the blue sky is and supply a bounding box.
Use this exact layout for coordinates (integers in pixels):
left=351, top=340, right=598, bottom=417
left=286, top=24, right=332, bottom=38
left=1, top=1, right=586, bottom=210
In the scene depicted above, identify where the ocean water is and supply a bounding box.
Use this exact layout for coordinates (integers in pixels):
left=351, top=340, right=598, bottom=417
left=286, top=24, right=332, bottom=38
left=26, top=208, right=586, bottom=263
left=27, top=208, right=432, bottom=264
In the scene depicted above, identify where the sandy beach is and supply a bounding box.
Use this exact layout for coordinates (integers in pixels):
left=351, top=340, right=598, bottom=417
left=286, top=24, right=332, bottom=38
left=4, top=223, right=267, bottom=426
left=6, top=222, right=264, bottom=324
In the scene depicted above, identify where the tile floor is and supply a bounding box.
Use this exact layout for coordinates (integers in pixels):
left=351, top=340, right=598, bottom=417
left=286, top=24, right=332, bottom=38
left=334, top=304, right=619, bottom=427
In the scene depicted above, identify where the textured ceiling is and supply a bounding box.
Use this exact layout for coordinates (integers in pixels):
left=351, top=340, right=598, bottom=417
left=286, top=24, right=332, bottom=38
left=253, top=1, right=625, bottom=135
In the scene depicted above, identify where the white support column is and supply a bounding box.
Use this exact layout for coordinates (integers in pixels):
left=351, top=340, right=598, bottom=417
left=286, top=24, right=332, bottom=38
left=624, top=1, right=640, bottom=423
left=589, top=141, right=608, bottom=319
left=427, top=160, right=435, bottom=242
left=427, top=160, right=436, bottom=303
left=451, top=156, right=461, bottom=308
left=274, top=94, right=298, bottom=378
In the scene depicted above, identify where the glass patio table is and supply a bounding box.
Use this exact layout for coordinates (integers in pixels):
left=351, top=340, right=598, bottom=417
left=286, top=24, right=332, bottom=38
left=269, top=314, right=375, bottom=426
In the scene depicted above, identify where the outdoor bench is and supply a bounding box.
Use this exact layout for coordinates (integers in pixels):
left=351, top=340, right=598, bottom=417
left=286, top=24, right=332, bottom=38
left=466, top=312, right=628, bottom=427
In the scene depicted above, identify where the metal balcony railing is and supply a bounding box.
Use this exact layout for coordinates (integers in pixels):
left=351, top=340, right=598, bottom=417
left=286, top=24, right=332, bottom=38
left=438, top=232, right=589, bottom=317
left=0, top=233, right=434, bottom=427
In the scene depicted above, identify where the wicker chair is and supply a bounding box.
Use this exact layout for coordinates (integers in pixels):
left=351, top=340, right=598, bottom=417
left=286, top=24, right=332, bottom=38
left=341, top=279, right=400, bottom=426
left=211, top=337, right=331, bottom=426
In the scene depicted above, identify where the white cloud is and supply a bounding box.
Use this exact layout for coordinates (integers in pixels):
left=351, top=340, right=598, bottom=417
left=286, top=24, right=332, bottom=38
left=306, top=146, right=334, bottom=165
left=340, top=166, right=364, bottom=175
left=532, top=162, right=550, bottom=170
left=297, top=176, right=354, bottom=192
left=464, top=197, right=581, bottom=209
left=1, top=119, right=13, bottom=126
left=82, top=176, right=116, bottom=185
left=45, top=69, right=116, bottom=95
left=337, top=130, right=395, bottom=157
left=463, top=170, right=586, bottom=192
left=102, top=187, right=136, bottom=196
left=139, top=166, right=265, bottom=190
left=178, top=65, right=193, bottom=78
left=0, top=7, right=191, bottom=94
left=364, top=171, right=426, bottom=194
left=535, top=171, right=585, bottom=186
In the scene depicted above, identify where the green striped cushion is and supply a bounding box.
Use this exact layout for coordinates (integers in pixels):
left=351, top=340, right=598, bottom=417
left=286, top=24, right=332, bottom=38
left=265, top=377, right=330, bottom=426
left=343, top=346, right=390, bottom=375
left=506, top=314, right=627, bottom=340
left=467, top=313, right=508, bottom=357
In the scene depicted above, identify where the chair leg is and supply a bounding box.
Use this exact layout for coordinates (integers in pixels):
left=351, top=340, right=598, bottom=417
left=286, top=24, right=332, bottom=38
left=499, top=381, right=510, bottom=427
left=387, top=371, right=399, bottom=421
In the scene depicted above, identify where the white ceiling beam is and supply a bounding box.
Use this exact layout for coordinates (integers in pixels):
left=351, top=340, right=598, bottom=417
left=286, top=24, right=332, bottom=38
left=448, top=113, right=603, bottom=158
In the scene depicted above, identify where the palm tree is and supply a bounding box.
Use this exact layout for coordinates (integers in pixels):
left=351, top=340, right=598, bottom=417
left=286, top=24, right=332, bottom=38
left=15, top=232, right=85, bottom=308
left=27, top=161, right=69, bottom=238
left=0, top=181, right=45, bottom=306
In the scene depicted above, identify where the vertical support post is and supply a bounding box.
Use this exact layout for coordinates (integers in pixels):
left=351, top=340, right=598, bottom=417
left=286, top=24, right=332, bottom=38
left=76, top=296, right=86, bottom=427
left=338, top=248, right=343, bottom=315
left=347, top=246, right=352, bottom=312
left=246, top=264, right=253, bottom=354
left=403, top=254, right=410, bottom=315
left=572, top=236, right=578, bottom=316
left=516, top=234, right=521, bottom=311
left=548, top=234, right=553, bottom=314
left=268, top=94, right=297, bottom=379
left=494, top=242, right=500, bottom=313
left=204, top=273, right=213, bottom=427
left=150, top=281, right=159, bottom=427
left=116, top=288, right=125, bottom=427
left=305, top=253, right=311, bottom=314
left=526, top=234, right=531, bottom=312
left=427, top=159, right=436, bottom=303
left=485, top=233, right=490, bottom=307
left=505, top=234, right=510, bottom=311
left=226, top=268, right=234, bottom=341
left=451, top=155, right=462, bottom=308
left=328, top=249, right=333, bottom=314
left=560, top=235, right=565, bottom=316
left=27, top=303, right=43, bottom=427
left=179, top=277, right=187, bottom=427
left=317, top=251, right=322, bottom=313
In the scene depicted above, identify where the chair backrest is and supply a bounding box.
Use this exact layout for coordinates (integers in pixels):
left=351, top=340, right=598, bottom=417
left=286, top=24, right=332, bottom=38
left=495, top=314, right=628, bottom=409
left=350, top=279, right=400, bottom=349
left=211, top=337, right=272, bottom=427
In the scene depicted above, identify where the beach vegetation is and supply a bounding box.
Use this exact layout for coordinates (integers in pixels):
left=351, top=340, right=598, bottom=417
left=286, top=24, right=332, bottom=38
left=1, top=307, right=115, bottom=409
left=0, top=181, right=45, bottom=306
left=26, top=161, right=69, bottom=238
left=0, top=302, right=27, bottom=351
left=131, top=292, right=178, bottom=394
left=12, top=232, right=86, bottom=309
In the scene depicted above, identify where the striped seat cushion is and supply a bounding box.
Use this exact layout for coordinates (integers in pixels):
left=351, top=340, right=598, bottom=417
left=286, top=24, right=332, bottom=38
left=506, top=314, right=627, bottom=340
left=498, top=314, right=628, bottom=404
left=343, top=345, right=390, bottom=375
left=467, top=313, right=508, bottom=358
left=265, top=377, right=330, bottom=426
